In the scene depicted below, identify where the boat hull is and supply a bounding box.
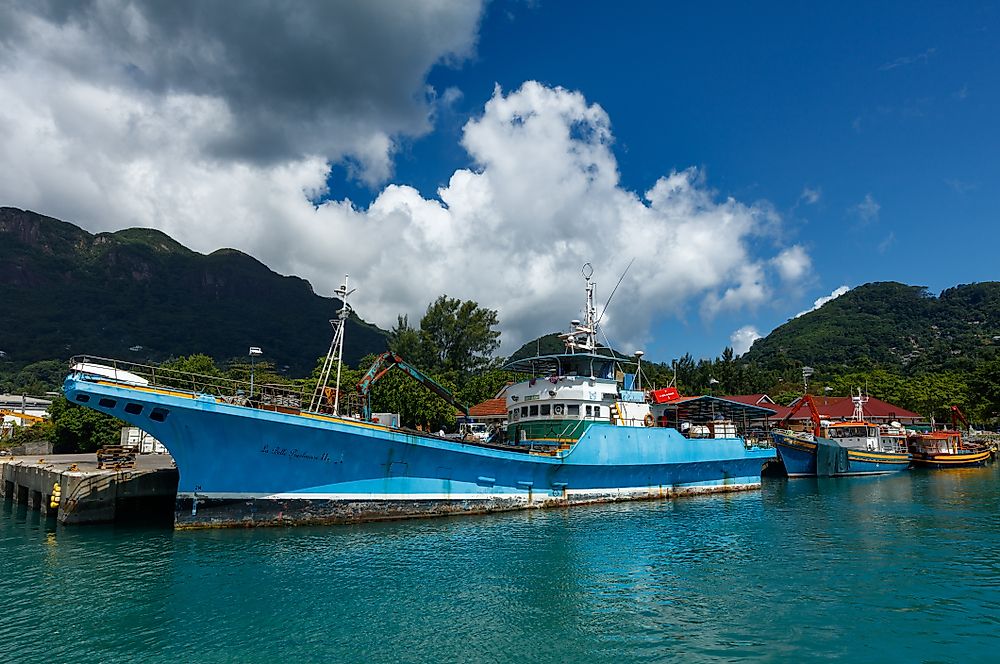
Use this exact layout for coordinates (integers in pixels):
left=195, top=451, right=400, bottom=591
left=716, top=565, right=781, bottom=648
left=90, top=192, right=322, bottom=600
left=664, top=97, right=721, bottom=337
left=773, top=431, right=910, bottom=477
left=772, top=432, right=817, bottom=477
left=840, top=448, right=912, bottom=475
left=910, top=450, right=992, bottom=469
left=64, top=377, right=775, bottom=528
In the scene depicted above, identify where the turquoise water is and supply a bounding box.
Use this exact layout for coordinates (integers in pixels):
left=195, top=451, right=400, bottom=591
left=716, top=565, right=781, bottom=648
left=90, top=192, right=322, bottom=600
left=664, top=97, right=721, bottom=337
left=4, top=468, right=1000, bottom=662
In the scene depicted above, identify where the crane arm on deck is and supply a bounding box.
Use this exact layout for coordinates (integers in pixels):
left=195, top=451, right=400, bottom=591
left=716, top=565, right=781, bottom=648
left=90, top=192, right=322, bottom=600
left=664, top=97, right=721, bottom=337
left=0, top=409, right=46, bottom=424
left=951, top=405, right=971, bottom=431
left=356, top=352, right=470, bottom=422
left=777, top=394, right=823, bottom=437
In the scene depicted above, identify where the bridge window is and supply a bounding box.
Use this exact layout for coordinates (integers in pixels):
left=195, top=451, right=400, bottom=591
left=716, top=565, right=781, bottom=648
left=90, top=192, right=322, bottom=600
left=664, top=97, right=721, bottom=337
left=593, top=406, right=601, bottom=418
left=567, top=404, right=580, bottom=416
left=529, top=405, right=538, bottom=417
left=540, top=404, right=550, bottom=416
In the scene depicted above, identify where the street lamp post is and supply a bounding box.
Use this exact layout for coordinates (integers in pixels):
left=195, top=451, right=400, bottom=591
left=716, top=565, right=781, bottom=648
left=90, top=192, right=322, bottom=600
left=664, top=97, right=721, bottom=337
left=802, top=366, right=814, bottom=394
left=249, top=347, right=263, bottom=398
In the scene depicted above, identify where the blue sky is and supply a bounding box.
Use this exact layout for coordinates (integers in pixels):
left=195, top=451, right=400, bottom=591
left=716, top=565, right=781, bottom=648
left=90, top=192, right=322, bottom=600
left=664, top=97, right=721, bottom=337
left=377, top=2, right=1000, bottom=359
left=2, top=1, right=997, bottom=364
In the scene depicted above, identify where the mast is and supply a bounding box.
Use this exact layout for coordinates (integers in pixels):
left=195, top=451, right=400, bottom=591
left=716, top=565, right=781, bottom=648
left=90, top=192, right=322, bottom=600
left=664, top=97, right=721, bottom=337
left=560, top=263, right=598, bottom=354
left=309, top=275, right=356, bottom=415
left=851, top=388, right=868, bottom=422
left=331, top=275, right=355, bottom=415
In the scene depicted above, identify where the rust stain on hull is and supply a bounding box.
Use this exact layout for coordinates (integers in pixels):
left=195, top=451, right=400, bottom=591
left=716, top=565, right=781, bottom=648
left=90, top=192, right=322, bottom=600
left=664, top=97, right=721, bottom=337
left=174, top=483, right=760, bottom=530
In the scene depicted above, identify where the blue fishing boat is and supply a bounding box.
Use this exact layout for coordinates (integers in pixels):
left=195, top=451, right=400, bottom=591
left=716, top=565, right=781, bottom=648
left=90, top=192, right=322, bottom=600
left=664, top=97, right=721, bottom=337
left=773, top=392, right=911, bottom=477
left=63, top=268, right=775, bottom=528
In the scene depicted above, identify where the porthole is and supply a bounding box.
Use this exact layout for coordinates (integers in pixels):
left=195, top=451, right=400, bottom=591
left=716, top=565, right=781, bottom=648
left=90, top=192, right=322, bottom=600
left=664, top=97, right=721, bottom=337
left=150, top=408, right=169, bottom=422
left=124, top=403, right=143, bottom=415
left=98, top=398, right=117, bottom=409
left=75, top=394, right=91, bottom=403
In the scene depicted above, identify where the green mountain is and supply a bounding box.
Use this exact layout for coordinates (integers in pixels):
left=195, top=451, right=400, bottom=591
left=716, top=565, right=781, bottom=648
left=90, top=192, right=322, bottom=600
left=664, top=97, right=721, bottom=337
left=743, top=281, right=1000, bottom=374
left=0, top=207, right=387, bottom=375
left=508, top=333, right=566, bottom=361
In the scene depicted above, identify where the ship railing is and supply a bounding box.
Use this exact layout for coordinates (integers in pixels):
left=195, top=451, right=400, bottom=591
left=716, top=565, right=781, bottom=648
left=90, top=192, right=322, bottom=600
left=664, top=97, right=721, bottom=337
left=68, top=355, right=304, bottom=410
left=746, top=434, right=775, bottom=450
left=310, top=391, right=366, bottom=419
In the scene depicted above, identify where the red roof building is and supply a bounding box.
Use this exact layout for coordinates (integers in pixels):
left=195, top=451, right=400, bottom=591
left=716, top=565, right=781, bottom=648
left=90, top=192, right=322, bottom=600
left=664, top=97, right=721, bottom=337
left=464, top=384, right=512, bottom=425
left=723, top=394, right=777, bottom=407
left=468, top=398, right=507, bottom=420
left=784, top=396, right=924, bottom=424
left=720, top=394, right=925, bottom=426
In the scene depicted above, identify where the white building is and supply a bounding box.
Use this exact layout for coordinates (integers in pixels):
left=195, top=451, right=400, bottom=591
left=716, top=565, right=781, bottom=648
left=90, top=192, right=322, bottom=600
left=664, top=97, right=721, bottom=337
left=0, top=394, right=51, bottom=438
left=120, top=426, right=168, bottom=454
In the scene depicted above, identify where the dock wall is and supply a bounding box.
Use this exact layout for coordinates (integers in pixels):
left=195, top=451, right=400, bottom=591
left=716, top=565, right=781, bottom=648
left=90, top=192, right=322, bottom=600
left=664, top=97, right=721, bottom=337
left=1, top=454, right=178, bottom=525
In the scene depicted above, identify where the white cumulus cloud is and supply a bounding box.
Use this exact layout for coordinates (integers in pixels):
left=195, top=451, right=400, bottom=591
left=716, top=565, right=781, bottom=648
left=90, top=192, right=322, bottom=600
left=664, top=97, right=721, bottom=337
left=772, top=245, right=811, bottom=282
left=795, top=285, right=851, bottom=318
left=730, top=326, right=762, bottom=356
left=0, top=4, right=811, bottom=356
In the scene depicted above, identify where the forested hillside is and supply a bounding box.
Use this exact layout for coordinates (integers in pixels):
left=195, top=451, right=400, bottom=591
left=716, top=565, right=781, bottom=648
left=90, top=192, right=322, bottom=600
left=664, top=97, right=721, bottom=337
left=0, top=208, right=387, bottom=377
left=743, top=282, right=1000, bottom=374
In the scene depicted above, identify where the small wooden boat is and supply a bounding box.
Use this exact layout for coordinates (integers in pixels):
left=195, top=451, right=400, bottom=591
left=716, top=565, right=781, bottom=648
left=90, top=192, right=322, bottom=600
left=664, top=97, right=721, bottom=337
left=908, top=430, right=992, bottom=468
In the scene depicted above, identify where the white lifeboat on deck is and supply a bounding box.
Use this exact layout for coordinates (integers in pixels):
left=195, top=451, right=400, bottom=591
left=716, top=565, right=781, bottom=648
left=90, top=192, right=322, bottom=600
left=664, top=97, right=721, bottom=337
left=70, top=362, right=150, bottom=386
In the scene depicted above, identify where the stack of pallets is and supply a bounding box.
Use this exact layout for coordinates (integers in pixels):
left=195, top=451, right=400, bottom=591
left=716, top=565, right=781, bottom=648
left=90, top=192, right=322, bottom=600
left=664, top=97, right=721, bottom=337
left=96, top=446, right=137, bottom=470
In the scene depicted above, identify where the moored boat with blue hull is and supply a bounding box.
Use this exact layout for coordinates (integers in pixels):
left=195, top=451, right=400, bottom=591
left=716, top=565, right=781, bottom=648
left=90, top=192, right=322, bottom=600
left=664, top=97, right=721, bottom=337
left=62, top=269, right=775, bottom=528
left=773, top=431, right=911, bottom=477
left=772, top=392, right=911, bottom=478
left=61, top=378, right=773, bottom=527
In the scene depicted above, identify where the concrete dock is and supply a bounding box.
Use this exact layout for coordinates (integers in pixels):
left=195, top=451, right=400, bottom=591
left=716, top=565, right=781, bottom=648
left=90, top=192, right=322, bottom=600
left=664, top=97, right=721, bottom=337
left=0, top=453, right=178, bottom=525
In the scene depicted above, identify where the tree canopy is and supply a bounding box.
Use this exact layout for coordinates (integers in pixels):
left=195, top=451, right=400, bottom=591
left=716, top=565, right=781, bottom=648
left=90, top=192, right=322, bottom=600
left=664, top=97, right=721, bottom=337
left=47, top=396, right=123, bottom=453
left=388, top=296, right=501, bottom=386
